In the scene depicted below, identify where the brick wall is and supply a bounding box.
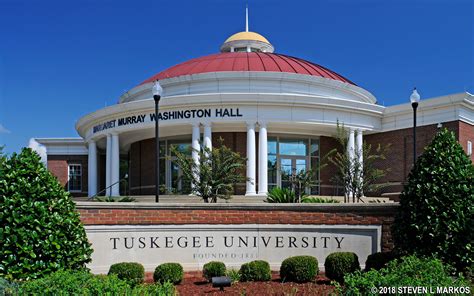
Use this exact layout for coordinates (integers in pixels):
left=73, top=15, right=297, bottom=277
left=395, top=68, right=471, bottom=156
left=364, top=121, right=460, bottom=195
left=459, top=121, right=474, bottom=163
left=77, top=203, right=397, bottom=252
left=47, top=155, right=88, bottom=197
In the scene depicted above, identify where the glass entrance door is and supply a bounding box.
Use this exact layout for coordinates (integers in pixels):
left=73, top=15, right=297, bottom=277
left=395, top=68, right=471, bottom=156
left=279, top=157, right=307, bottom=190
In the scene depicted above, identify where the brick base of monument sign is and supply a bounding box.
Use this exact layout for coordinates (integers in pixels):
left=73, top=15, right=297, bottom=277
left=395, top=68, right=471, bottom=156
left=76, top=203, right=397, bottom=274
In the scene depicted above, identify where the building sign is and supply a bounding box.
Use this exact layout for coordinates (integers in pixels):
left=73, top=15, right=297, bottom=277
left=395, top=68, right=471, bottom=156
left=85, top=224, right=381, bottom=273
left=92, top=108, right=243, bottom=134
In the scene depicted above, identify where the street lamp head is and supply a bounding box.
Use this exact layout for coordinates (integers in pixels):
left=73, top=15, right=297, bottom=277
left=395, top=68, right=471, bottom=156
left=410, top=87, right=420, bottom=104
left=152, top=80, right=163, bottom=99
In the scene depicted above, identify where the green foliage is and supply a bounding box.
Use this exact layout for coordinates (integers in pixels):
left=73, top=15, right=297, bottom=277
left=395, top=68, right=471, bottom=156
left=281, top=169, right=317, bottom=202
left=202, top=261, right=226, bottom=282
left=280, top=256, right=318, bottom=283
left=153, top=263, right=183, bottom=284
left=392, top=128, right=474, bottom=273
left=364, top=251, right=397, bottom=271
left=171, top=138, right=247, bottom=203
left=301, top=197, right=340, bottom=203
left=239, top=260, right=271, bottom=282
left=108, top=262, right=145, bottom=286
left=95, top=196, right=136, bottom=202
left=324, top=252, right=360, bottom=283
left=0, top=278, right=19, bottom=296
left=0, top=148, right=92, bottom=280
left=325, top=122, right=390, bottom=202
left=339, top=255, right=470, bottom=295
left=225, top=269, right=241, bottom=283
left=265, top=187, right=297, bottom=203
left=17, top=270, right=176, bottom=295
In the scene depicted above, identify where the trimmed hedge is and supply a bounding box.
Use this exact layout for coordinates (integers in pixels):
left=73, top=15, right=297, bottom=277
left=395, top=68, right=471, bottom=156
left=153, top=263, right=183, bottom=284
left=324, top=252, right=360, bottom=283
left=108, top=262, right=145, bottom=286
left=365, top=252, right=397, bottom=271
left=239, top=260, right=271, bottom=282
left=280, top=256, right=318, bottom=283
left=203, top=261, right=226, bottom=282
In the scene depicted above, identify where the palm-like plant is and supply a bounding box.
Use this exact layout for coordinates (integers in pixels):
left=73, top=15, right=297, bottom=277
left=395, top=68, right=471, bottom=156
left=171, top=139, right=247, bottom=203
left=265, top=187, right=298, bottom=203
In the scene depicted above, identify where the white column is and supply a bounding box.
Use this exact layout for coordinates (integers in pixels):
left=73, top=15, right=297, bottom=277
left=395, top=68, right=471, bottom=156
left=356, top=129, right=364, bottom=196
left=347, top=129, right=355, bottom=202
left=348, top=129, right=355, bottom=160
left=105, top=134, right=112, bottom=196
left=246, top=122, right=257, bottom=196
left=258, top=122, right=268, bottom=196
left=110, top=133, right=120, bottom=196
left=191, top=123, right=201, bottom=190
left=203, top=123, right=212, bottom=151
left=87, top=140, right=97, bottom=197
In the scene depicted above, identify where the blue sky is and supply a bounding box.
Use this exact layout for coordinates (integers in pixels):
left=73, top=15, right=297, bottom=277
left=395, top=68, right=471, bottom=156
left=0, top=0, right=472, bottom=154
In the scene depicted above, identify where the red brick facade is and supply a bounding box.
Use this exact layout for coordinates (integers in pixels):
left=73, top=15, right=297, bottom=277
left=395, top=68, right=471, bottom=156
left=77, top=204, right=397, bottom=252
left=47, top=155, right=89, bottom=197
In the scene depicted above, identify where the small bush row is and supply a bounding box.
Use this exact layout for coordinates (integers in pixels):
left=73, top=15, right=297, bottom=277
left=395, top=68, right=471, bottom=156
left=1, top=270, right=175, bottom=296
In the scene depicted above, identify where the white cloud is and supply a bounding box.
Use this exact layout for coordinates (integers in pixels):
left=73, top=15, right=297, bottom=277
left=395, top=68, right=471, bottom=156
left=28, top=138, right=47, bottom=166
left=0, top=123, right=10, bottom=134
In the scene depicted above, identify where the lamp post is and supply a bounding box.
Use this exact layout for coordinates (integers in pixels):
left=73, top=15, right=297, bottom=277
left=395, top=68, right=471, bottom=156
left=410, top=88, right=421, bottom=164
left=152, top=80, right=163, bottom=202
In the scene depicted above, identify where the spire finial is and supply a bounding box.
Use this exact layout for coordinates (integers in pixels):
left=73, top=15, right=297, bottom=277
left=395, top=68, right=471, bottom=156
left=245, top=5, right=249, bottom=32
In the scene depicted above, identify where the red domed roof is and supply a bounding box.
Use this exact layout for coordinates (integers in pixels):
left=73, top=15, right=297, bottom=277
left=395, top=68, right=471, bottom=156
left=140, top=52, right=355, bottom=85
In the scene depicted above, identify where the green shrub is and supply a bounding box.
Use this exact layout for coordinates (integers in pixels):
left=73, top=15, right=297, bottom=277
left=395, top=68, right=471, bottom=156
left=393, top=129, right=474, bottom=273
left=18, top=270, right=128, bottom=295
left=0, top=148, right=92, bottom=280
left=339, top=255, right=470, bottom=295
left=108, top=262, right=145, bottom=286
left=265, top=187, right=298, bottom=203
left=239, top=260, right=271, bottom=282
left=203, top=261, right=226, bottom=282
left=95, top=196, right=136, bottom=202
left=225, top=269, right=241, bottom=283
left=153, top=263, right=183, bottom=284
left=280, top=256, right=318, bottom=283
left=301, top=197, right=340, bottom=203
left=17, top=269, right=176, bottom=295
left=364, top=251, right=397, bottom=271
left=0, top=278, right=19, bottom=296
left=324, top=252, right=360, bottom=283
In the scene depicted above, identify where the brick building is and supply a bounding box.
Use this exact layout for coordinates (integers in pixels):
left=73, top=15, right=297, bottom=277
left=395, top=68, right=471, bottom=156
left=35, top=27, right=474, bottom=198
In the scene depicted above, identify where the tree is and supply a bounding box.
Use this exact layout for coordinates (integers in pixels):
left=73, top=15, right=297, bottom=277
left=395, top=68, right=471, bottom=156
left=392, top=128, right=474, bottom=274
left=171, top=139, right=247, bottom=203
left=0, top=148, right=93, bottom=280
left=326, top=122, right=390, bottom=202
left=281, top=169, right=317, bottom=203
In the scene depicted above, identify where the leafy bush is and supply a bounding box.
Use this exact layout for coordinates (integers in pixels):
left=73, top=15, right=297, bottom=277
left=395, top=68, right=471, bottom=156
left=324, top=252, right=360, bottom=283
left=339, top=255, right=470, bottom=295
left=280, top=256, right=318, bottom=283
left=17, top=270, right=176, bottom=295
left=203, top=261, right=226, bottom=282
left=153, top=263, right=183, bottom=284
left=108, top=262, right=145, bottom=286
left=0, top=278, right=19, bottom=296
left=0, top=148, right=92, bottom=280
left=265, top=187, right=298, bottom=203
left=364, top=251, right=397, bottom=271
left=225, top=269, right=241, bottom=283
left=95, top=196, right=136, bottom=202
left=239, top=260, right=271, bottom=282
left=301, top=197, right=340, bottom=203
left=392, top=128, right=474, bottom=273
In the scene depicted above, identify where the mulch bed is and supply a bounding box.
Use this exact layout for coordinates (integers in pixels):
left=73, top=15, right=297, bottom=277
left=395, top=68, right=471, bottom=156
left=167, top=273, right=335, bottom=296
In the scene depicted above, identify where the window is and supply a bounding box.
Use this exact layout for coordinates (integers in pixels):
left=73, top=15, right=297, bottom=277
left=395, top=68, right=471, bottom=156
left=468, top=141, right=472, bottom=156
left=68, top=164, right=82, bottom=192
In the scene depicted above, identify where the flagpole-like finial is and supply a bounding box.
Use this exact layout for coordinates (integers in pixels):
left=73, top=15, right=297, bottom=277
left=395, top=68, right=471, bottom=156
left=245, top=5, right=249, bottom=32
